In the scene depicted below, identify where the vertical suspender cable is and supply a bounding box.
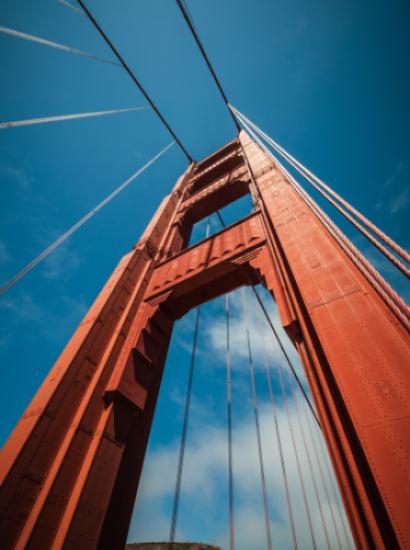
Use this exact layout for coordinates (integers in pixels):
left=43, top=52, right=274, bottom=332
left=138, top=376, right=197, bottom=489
left=307, top=401, right=354, bottom=550
left=225, top=293, right=235, bottom=550
left=301, top=395, right=345, bottom=550
left=286, top=369, right=332, bottom=549
left=240, top=287, right=273, bottom=550
left=254, top=299, right=298, bottom=550
left=169, top=305, right=200, bottom=548
left=169, top=219, right=210, bottom=547
left=257, top=292, right=318, bottom=549
left=214, top=212, right=319, bottom=427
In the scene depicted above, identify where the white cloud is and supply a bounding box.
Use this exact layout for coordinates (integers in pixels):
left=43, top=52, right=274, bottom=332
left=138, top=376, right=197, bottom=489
left=383, top=161, right=410, bottom=215
left=0, top=163, right=31, bottom=197
left=128, top=289, right=353, bottom=548
left=129, top=397, right=353, bottom=549
left=389, top=185, right=410, bottom=215
left=41, top=242, right=83, bottom=280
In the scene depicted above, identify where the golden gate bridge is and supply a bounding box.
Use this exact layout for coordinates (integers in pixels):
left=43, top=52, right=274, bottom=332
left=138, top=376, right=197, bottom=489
left=0, top=1, right=409, bottom=549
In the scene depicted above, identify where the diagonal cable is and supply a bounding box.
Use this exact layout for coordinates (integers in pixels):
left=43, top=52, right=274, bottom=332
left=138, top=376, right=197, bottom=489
left=57, top=0, right=85, bottom=16
left=0, top=142, right=174, bottom=298
left=174, top=0, right=240, bottom=133
left=215, top=210, right=320, bottom=426
left=0, top=25, right=120, bottom=67
left=76, top=0, right=192, bottom=162
left=0, top=106, right=148, bottom=130
left=233, top=108, right=410, bottom=330
left=231, top=104, right=410, bottom=268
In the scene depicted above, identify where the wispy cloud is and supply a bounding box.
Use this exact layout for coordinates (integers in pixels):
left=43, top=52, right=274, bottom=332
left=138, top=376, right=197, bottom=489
left=384, top=161, right=410, bottom=215
left=130, top=398, right=352, bottom=549
left=41, top=242, right=83, bottom=280
left=0, top=239, right=11, bottom=264
left=0, top=162, right=31, bottom=197
left=389, top=185, right=410, bottom=215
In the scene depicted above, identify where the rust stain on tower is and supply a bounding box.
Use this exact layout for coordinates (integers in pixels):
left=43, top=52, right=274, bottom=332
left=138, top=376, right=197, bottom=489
left=0, top=132, right=409, bottom=549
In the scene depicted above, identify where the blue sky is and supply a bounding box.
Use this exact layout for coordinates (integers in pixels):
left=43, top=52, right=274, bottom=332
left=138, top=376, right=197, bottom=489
left=0, top=0, right=409, bottom=548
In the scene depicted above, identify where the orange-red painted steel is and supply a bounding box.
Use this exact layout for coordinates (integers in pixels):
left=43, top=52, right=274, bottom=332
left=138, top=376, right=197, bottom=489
left=0, top=135, right=409, bottom=549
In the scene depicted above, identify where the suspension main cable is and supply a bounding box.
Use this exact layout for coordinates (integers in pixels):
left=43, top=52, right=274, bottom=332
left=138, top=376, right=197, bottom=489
left=76, top=0, right=193, bottom=162
left=240, top=287, right=273, bottom=550
left=225, top=293, right=235, bottom=550
left=231, top=104, right=410, bottom=267
left=234, top=109, right=410, bottom=331
left=0, top=106, right=148, bottom=130
left=0, top=142, right=175, bottom=298
left=233, top=107, right=409, bottom=278
left=254, top=298, right=298, bottom=550
left=174, top=0, right=240, bottom=133
left=0, top=25, right=120, bottom=67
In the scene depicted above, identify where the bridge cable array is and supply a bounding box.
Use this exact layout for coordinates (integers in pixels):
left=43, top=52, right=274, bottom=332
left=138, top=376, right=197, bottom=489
left=76, top=0, right=193, bottom=162
left=169, top=220, right=210, bottom=548
left=231, top=108, right=410, bottom=332
left=170, top=272, right=353, bottom=548
left=231, top=106, right=410, bottom=277
left=241, top=286, right=273, bottom=550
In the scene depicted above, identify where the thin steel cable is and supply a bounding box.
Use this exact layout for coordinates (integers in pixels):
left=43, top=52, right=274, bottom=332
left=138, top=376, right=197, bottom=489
left=214, top=211, right=320, bottom=426
left=231, top=104, right=410, bottom=267
left=240, top=287, right=273, bottom=550
left=263, top=298, right=318, bottom=550
left=234, top=109, right=410, bottom=331
left=0, top=142, right=174, bottom=298
left=169, top=218, right=209, bottom=547
left=262, top=314, right=317, bottom=549
left=174, top=0, right=240, bottom=133
left=225, top=293, right=235, bottom=550
left=0, top=106, right=148, bottom=130
left=308, top=403, right=354, bottom=550
left=287, top=370, right=332, bottom=550
left=254, top=296, right=298, bottom=550
left=57, top=0, right=85, bottom=15
left=301, top=395, right=345, bottom=550
left=169, top=305, right=200, bottom=548
left=0, top=25, right=120, bottom=67
left=76, top=0, right=192, bottom=162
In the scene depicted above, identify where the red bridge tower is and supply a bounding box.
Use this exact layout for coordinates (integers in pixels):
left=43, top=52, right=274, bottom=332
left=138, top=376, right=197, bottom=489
left=0, top=133, right=409, bottom=549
